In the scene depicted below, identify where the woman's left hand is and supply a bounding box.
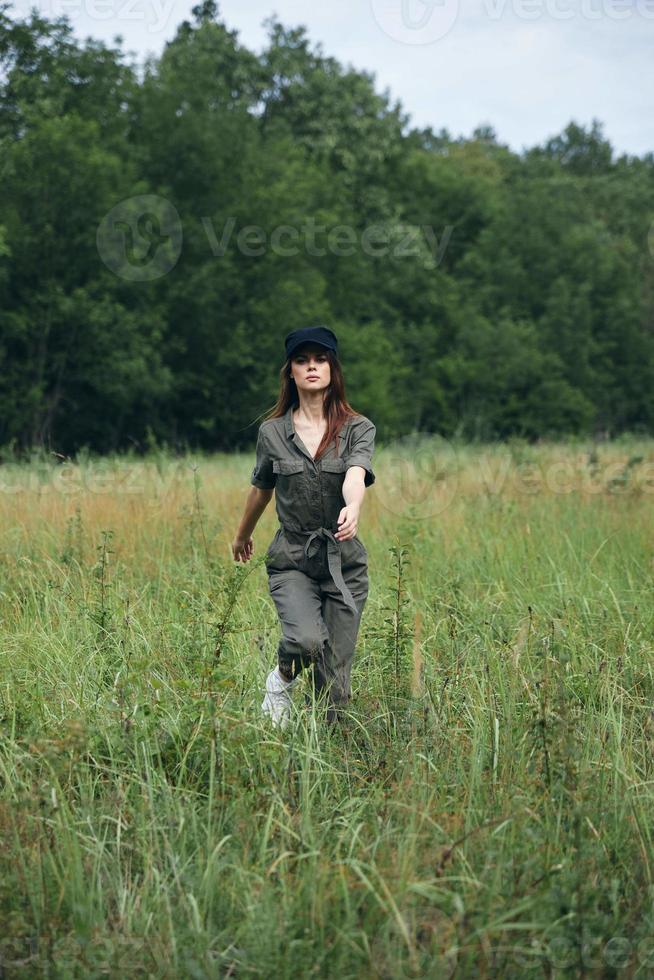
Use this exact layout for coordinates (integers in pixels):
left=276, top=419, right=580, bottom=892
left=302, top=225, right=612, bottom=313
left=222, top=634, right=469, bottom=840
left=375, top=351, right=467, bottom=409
left=232, top=535, right=254, bottom=562
left=334, top=504, right=360, bottom=542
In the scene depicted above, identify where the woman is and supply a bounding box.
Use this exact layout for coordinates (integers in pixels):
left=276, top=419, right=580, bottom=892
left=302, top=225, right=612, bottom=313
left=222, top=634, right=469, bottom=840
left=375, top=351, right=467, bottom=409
left=231, top=325, right=376, bottom=728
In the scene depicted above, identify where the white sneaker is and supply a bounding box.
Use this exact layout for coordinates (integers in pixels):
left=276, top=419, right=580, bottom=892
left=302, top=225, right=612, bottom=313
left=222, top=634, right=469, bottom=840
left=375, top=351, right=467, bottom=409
left=261, top=667, right=299, bottom=729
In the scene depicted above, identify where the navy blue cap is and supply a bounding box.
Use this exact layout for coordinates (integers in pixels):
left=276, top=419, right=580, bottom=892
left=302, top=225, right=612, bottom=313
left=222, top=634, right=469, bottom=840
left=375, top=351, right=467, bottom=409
left=284, top=325, right=338, bottom=361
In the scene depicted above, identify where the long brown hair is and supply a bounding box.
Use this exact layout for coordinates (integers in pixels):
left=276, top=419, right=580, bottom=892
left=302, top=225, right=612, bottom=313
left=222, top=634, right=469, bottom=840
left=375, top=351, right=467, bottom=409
left=261, top=345, right=361, bottom=461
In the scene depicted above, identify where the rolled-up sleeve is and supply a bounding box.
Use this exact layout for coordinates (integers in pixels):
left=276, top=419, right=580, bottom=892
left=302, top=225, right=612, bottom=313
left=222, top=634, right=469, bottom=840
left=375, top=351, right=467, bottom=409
left=251, top=425, right=276, bottom=490
left=344, top=418, right=376, bottom=487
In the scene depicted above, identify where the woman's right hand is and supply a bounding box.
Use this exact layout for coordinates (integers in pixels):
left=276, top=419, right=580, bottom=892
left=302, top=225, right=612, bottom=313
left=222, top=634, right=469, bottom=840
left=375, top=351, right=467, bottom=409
left=232, top=536, right=254, bottom=562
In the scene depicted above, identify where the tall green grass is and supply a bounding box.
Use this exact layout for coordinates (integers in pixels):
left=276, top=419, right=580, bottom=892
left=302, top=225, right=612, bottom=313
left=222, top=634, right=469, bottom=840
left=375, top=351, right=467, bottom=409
left=1, top=438, right=654, bottom=977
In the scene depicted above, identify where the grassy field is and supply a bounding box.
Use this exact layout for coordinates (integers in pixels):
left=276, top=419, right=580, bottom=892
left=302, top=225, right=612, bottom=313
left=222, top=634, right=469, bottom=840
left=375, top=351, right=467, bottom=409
left=1, top=436, right=654, bottom=978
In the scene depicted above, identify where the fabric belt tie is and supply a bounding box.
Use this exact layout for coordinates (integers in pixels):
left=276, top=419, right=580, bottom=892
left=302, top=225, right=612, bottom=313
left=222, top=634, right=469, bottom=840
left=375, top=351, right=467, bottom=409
left=281, top=524, right=358, bottom=614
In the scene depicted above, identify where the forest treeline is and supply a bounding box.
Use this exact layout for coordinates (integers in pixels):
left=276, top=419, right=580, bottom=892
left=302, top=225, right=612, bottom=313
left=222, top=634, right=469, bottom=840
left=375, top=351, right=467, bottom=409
left=1, top=0, right=654, bottom=455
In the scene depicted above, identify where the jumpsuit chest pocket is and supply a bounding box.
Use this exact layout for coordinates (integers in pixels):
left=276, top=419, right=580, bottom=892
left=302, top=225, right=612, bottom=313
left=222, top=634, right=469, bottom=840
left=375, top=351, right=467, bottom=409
left=273, top=458, right=306, bottom=500
left=320, top=457, right=347, bottom=497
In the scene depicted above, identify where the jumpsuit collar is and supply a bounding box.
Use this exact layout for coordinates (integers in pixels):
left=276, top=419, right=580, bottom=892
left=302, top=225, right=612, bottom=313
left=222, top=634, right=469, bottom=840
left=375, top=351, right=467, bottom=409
left=283, top=403, right=353, bottom=457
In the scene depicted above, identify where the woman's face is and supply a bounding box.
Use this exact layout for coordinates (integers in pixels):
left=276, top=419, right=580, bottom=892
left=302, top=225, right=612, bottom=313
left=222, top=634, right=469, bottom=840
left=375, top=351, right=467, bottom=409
left=290, top=345, right=331, bottom=395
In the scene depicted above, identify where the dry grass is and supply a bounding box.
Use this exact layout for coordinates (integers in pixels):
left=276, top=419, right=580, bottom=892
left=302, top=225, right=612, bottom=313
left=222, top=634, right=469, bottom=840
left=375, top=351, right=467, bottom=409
left=1, top=436, right=653, bottom=977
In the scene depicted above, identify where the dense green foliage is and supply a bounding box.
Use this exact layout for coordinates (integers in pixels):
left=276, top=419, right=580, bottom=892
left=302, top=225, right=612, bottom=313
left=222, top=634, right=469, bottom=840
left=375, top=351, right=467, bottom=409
left=1, top=441, right=654, bottom=975
left=1, top=0, right=653, bottom=454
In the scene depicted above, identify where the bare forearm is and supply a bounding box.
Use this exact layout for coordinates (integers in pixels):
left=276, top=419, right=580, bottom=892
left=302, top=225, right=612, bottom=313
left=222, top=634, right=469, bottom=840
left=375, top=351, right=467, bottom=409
left=236, top=487, right=273, bottom=539
left=342, top=471, right=365, bottom=510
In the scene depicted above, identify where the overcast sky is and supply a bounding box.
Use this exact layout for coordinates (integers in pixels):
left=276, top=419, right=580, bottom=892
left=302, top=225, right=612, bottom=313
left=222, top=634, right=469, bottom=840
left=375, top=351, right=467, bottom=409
left=14, top=0, right=654, bottom=158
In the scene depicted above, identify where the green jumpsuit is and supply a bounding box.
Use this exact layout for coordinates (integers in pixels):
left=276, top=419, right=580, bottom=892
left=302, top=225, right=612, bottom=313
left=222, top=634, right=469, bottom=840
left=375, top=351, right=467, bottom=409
left=251, top=404, right=376, bottom=717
